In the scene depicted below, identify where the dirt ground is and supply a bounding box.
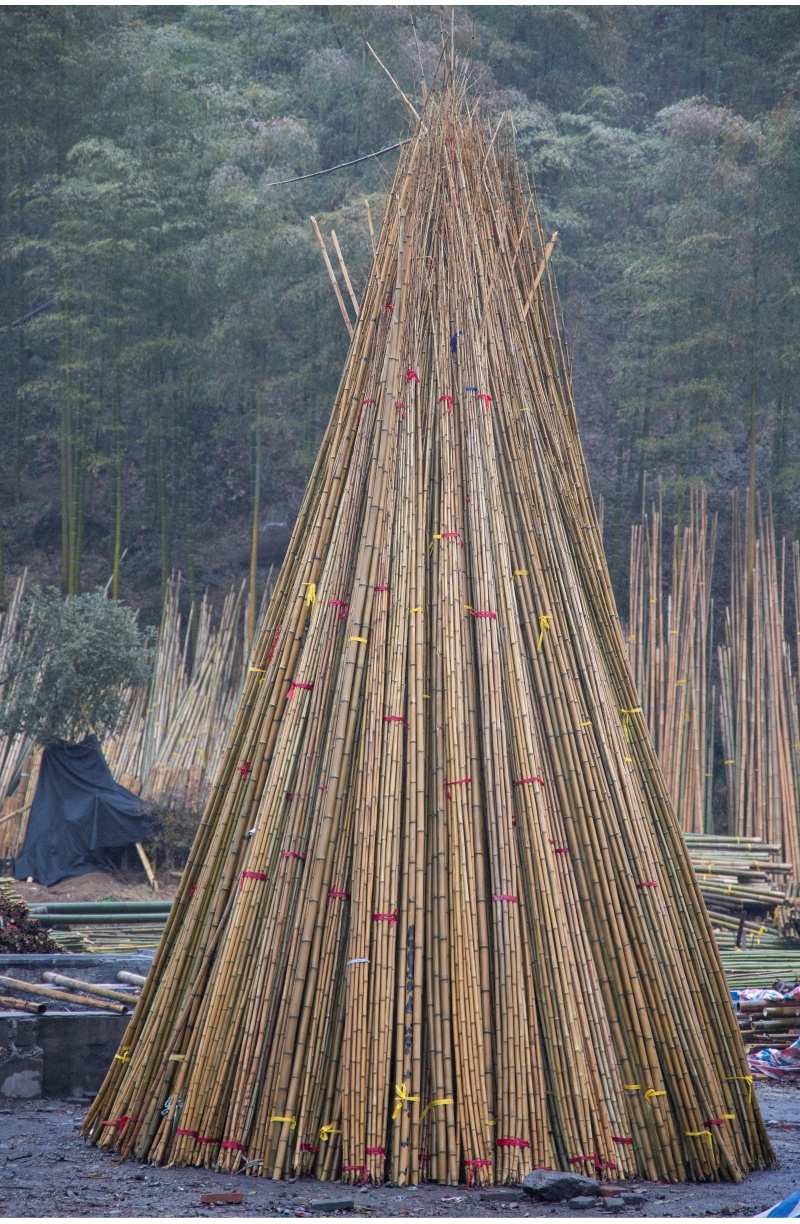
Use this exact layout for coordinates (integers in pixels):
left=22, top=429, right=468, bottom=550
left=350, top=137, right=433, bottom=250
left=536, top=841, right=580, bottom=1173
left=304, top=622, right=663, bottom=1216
left=11, top=871, right=180, bottom=906
left=0, top=1084, right=798, bottom=1220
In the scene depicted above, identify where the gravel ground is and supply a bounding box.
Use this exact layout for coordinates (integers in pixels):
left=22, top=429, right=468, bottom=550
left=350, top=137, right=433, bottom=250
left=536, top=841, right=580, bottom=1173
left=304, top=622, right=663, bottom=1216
left=0, top=1084, right=798, bottom=1219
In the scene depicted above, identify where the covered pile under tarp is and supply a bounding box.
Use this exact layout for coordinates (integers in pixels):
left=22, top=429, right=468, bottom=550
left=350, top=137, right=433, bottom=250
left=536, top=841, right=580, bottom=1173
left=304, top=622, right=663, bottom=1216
left=14, top=735, right=148, bottom=886
left=86, top=79, right=774, bottom=1187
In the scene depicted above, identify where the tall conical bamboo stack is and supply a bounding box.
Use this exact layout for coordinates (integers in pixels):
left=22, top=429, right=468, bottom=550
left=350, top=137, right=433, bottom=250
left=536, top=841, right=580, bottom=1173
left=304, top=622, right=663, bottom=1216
left=85, top=81, right=772, bottom=1187
left=718, top=494, right=800, bottom=875
left=627, top=488, right=716, bottom=833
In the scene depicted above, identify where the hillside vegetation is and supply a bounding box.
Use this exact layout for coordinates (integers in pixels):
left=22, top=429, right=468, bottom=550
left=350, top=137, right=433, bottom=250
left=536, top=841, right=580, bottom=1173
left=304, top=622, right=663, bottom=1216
left=1, top=5, right=799, bottom=623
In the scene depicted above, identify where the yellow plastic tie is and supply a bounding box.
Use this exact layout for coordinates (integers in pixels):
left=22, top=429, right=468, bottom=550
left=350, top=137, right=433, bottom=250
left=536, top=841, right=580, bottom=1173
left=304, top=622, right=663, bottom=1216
left=537, top=614, right=553, bottom=652
left=271, top=1116, right=296, bottom=1130
left=168, top=1054, right=185, bottom=1062
left=620, top=708, right=642, bottom=742
left=249, top=666, right=266, bottom=674
left=724, top=759, right=735, bottom=765
left=429, top=534, right=442, bottom=552
left=423, top=694, right=431, bottom=699
left=644, top=1089, right=666, bottom=1104
left=722, top=1114, right=736, bottom=1120
left=685, top=1129, right=713, bottom=1156
left=622, top=1085, right=641, bottom=1092
left=580, top=721, right=592, bottom=727
left=418, top=1097, right=453, bottom=1124
left=676, top=678, right=686, bottom=686
left=391, top=1083, right=420, bottom=1120
left=409, top=607, right=422, bottom=615
left=115, top=1049, right=131, bottom=1064
left=725, top=1075, right=753, bottom=1103
left=513, top=569, right=529, bottom=576
left=319, top=1122, right=342, bottom=1142
left=349, top=636, right=367, bottom=644
left=628, top=634, right=635, bottom=642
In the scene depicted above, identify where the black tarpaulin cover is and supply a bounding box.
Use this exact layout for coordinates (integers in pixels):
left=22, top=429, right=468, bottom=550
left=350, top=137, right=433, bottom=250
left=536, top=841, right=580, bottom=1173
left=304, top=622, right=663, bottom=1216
left=14, top=735, right=149, bottom=886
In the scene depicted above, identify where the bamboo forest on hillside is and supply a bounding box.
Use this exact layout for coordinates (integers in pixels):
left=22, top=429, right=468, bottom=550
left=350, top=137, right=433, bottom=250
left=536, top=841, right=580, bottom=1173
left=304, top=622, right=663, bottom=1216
left=2, top=6, right=800, bottom=625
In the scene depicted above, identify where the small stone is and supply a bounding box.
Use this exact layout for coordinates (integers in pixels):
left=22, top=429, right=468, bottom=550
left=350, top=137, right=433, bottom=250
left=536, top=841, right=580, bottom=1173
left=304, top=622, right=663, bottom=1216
left=568, top=1197, right=599, bottom=1210
left=310, top=1201, right=354, bottom=1213
left=523, top=1171, right=600, bottom=1202
left=621, top=1192, right=646, bottom=1207
left=601, top=1197, right=626, bottom=1212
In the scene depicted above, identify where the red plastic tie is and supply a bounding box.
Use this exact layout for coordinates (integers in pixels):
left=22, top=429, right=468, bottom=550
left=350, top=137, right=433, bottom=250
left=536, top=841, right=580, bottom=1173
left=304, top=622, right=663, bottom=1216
left=439, top=394, right=453, bottom=411
left=612, top=1136, right=634, bottom=1145
left=318, top=784, right=327, bottom=791
left=286, top=681, right=313, bottom=700
left=363, top=398, right=376, bottom=404
left=706, top=1118, right=726, bottom=1126
left=240, top=870, right=267, bottom=888
left=445, top=776, right=472, bottom=800
left=221, top=1141, right=248, bottom=1152
left=419, top=1153, right=432, bottom=1162
left=265, top=626, right=282, bottom=665
left=549, top=840, right=570, bottom=854
left=636, top=880, right=659, bottom=889
left=373, top=910, right=397, bottom=926
left=441, top=531, right=461, bottom=541
left=492, top=894, right=518, bottom=903
left=496, top=1138, right=530, bottom=1148
left=471, top=610, right=497, bottom=620
left=514, top=776, right=545, bottom=788
left=366, top=1146, right=387, bottom=1158
left=328, top=599, right=349, bottom=618
left=236, top=760, right=252, bottom=778
left=406, top=369, right=420, bottom=383
left=569, top=1153, right=616, bottom=1171
left=511, top=814, right=517, bottom=828
left=175, top=1128, right=199, bottom=1139
left=383, top=715, right=408, bottom=728
left=188, top=883, right=198, bottom=897
left=478, top=393, right=492, bottom=407
left=328, top=890, right=350, bottom=900
left=198, top=1136, right=222, bottom=1145
left=298, top=1143, right=319, bottom=1152
left=285, top=792, right=297, bottom=800
left=385, top=302, right=393, bottom=311
left=343, top=1164, right=369, bottom=1185
left=281, top=851, right=306, bottom=861
left=465, top=1159, right=493, bottom=1184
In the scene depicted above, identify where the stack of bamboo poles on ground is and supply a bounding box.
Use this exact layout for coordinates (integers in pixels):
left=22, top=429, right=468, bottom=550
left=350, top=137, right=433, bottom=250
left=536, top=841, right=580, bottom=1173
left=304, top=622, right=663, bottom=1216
left=86, top=79, right=772, bottom=1187
left=718, top=494, right=800, bottom=875
left=627, top=489, right=716, bottom=834
left=104, top=576, right=251, bottom=809
left=684, top=835, right=788, bottom=949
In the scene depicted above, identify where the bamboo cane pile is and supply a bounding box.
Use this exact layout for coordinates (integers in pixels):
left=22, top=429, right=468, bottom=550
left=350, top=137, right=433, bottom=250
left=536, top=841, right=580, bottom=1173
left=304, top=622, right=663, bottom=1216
left=85, top=82, right=772, bottom=1187
left=103, top=576, right=249, bottom=810
left=627, top=489, right=716, bottom=834
left=718, top=495, right=800, bottom=874
left=0, top=573, right=38, bottom=859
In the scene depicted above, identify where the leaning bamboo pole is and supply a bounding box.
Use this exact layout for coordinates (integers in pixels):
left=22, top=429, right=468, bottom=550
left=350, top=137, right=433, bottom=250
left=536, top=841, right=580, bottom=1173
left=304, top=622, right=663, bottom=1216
left=85, top=77, right=772, bottom=1187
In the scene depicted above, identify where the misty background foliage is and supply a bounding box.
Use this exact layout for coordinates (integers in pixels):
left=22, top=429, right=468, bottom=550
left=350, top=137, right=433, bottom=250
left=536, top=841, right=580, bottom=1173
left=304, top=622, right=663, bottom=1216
left=2, top=5, right=800, bottom=624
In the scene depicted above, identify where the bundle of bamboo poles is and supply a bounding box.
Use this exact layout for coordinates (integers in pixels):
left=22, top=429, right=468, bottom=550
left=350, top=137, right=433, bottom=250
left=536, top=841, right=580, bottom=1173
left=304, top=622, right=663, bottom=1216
left=627, top=488, right=716, bottom=834
left=86, top=79, right=772, bottom=1187
left=104, top=576, right=250, bottom=809
left=718, top=494, right=800, bottom=875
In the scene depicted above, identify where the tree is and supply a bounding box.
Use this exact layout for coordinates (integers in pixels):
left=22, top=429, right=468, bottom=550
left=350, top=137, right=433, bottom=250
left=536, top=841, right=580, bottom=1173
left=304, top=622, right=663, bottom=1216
left=0, top=586, right=150, bottom=744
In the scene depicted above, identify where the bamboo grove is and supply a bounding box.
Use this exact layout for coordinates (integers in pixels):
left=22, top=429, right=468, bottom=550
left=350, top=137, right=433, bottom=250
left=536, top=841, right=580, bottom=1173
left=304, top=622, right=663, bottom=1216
left=85, top=84, right=773, bottom=1188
